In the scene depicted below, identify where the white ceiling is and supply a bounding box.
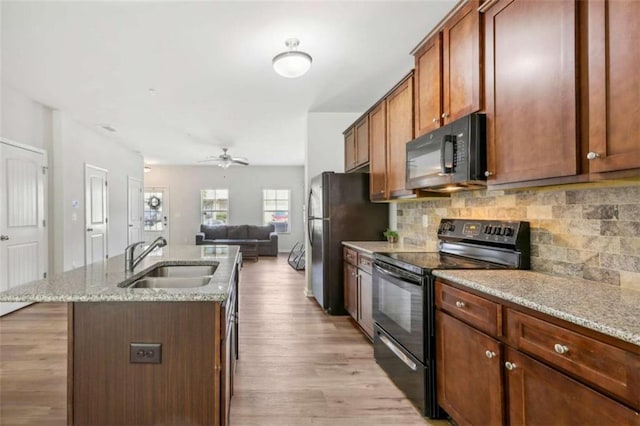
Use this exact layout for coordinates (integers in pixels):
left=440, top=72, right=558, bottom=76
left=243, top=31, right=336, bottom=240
left=1, top=1, right=456, bottom=166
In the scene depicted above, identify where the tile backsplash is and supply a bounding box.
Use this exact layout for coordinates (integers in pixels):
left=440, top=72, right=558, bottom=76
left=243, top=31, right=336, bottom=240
left=395, top=180, right=640, bottom=290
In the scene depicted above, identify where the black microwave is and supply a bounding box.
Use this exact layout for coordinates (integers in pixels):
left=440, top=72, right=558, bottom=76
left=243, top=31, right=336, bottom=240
left=406, top=113, right=487, bottom=191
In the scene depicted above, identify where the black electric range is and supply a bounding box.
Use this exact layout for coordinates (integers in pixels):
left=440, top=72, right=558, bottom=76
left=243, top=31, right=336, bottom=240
left=371, top=218, right=530, bottom=419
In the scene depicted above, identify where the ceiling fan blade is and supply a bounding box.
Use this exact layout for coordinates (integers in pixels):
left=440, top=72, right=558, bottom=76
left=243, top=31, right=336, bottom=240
left=231, top=157, right=249, bottom=166
left=197, top=158, right=221, bottom=163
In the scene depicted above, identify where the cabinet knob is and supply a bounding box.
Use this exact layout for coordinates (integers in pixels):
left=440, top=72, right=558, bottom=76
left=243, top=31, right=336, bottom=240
left=484, top=171, right=493, bottom=177
left=455, top=301, right=466, bottom=308
left=485, top=350, right=496, bottom=359
left=432, top=117, right=439, bottom=123
left=442, top=113, right=449, bottom=119
left=554, top=343, right=569, bottom=355
left=505, top=361, right=517, bottom=371
left=587, top=151, right=601, bottom=160
left=0, top=235, right=9, bottom=241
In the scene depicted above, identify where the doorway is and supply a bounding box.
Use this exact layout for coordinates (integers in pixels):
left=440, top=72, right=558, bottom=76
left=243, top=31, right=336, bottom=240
left=127, top=176, right=143, bottom=245
left=144, top=187, right=170, bottom=244
left=0, top=140, right=47, bottom=316
left=84, top=164, right=108, bottom=265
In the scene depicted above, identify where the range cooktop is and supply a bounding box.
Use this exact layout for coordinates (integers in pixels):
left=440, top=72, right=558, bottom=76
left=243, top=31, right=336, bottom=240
left=374, top=251, right=507, bottom=276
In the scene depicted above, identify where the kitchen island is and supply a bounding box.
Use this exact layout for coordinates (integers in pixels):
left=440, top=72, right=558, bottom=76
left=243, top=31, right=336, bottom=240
left=0, top=245, right=241, bottom=426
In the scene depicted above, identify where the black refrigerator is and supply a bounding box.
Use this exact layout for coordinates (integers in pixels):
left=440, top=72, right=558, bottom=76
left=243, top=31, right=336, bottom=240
left=307, top=172, right=389, bottom=315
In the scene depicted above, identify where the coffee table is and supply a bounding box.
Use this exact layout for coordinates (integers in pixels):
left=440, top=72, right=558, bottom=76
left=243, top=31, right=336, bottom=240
left=240, top=239, right=259, bottom=261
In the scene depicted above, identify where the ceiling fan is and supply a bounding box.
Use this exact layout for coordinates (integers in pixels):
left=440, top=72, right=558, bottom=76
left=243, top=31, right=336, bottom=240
left=199, top=148, right=250, bottom=168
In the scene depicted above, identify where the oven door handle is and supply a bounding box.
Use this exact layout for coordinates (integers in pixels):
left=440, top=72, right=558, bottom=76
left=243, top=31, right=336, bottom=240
left=379, top=333, right=417, bottom=371
left=373, top=264, right=422, bottom=286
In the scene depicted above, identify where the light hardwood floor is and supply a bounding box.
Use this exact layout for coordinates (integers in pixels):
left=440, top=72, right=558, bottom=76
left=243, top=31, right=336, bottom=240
left=0, top=255, right=447, bottom=426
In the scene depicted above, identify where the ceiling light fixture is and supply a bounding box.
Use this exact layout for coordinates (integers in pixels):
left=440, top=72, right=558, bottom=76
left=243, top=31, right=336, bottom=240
left=272, top=38, right=312, bottom=78
left=144, top=166, right=152, bottom=173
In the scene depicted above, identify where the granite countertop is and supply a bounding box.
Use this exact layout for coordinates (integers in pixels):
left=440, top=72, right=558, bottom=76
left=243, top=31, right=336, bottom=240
left=342, top=241, right=429, bottom=254
left=433, top=269, right=640, bottom=347
left=0, top=245, right=241, bottom=303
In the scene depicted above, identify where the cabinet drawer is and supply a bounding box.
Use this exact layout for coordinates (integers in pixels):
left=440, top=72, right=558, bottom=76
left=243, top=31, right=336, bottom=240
left=435, top=281, right=501, bottom=336
left=343, top=247, right=358, bottom=266
left=505, top=308, right=640, bottom=408
left=358, top=253, right=373, bottom=274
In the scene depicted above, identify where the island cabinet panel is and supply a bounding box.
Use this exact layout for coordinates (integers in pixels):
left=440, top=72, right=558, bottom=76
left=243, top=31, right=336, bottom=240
left=386, top=74, right=414, bottom=198
left=414, top=33, right=443, bottom=137
left=71, top=302, right=221, bottom=426
left=504, top=347, right=640, bottom=426
left=369, top=101, right=388, bottom=201
left=441, top=0, right=482, bottom=125
left=436, top=311, right=504, bottom=426
left=587, top=0, right=640, bottom=174
left=484, top=0, right=578, bottom=184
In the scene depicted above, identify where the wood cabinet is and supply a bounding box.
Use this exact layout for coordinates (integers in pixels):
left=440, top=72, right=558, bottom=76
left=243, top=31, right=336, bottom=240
left=344, top=117, right=369, bottom=172
left=436, top=311, right=504, bottom=425
left=414, top=1, right=481, bottom=138
left=342, top=245, right=374, bottom=340
left=386, top=74, right=414, bottom=198
left=587, top=0, right=640, bottom=175
left=484, top=0, right=579, bottom=185
left=369, top=101, right=387, bottom=201
left=435, top=279, right=640, bottom=425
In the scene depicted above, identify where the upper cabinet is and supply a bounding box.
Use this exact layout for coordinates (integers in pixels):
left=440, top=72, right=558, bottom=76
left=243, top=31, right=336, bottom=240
left=344, top=116, right=369, bottom=172
left=587, top=0, right=640, bottom=174
left=386, top=74, right=415, bottom=198
left=369, top=101, right=387, bottom=201
left=483, top=0, right=579, bottom=185
left=414, top=0, right=481, bottom=138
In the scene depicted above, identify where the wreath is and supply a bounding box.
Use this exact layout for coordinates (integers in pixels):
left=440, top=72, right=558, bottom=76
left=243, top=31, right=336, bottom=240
left=147, top=196, right=162, bottom=209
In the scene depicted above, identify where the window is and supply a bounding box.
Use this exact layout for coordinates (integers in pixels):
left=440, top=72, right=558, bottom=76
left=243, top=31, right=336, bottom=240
left=144, top=190, right=164, bottom=231
left=201, top=189, right=229, bottom=225
left=263, top=189, right=290, bottom=233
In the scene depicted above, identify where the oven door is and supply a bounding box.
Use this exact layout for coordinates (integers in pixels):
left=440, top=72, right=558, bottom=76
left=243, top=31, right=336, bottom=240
left=372, top=261, right=425, bottom=362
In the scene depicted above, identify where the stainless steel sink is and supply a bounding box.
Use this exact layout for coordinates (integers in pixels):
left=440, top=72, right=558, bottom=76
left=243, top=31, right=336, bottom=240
left=143, top=265, right=217, bottom=278
left=128, top=276, right=212, bottom=289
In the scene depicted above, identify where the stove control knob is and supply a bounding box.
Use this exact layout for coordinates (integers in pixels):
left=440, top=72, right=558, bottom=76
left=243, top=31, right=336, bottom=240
left=492, top=226, right=501, bottom=235
left=484, top=225, right=492, bottom=234
left=448, top=223, right=456, bottom=232
left=503, top=227, right=514, bottom=237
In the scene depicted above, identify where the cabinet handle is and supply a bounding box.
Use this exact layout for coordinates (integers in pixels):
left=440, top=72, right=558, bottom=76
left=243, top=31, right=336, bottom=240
left=485, top=350, right=496, bottom=359
left=432, top=117, right=439, bottom=123
left=554, top=343, right=569, bottom=355
left=455, top=301, right=466, bottom=308
left=442, top=113, right=449, bottom=119
left=505, top=361, right=517, bottom=371
left=587, top=151, right=601, bottom=160
left=484, top=171, right=493, bottom=177
left=0, top=235, right=9, bottom=241
left=87, top=228, right=94, bottom=232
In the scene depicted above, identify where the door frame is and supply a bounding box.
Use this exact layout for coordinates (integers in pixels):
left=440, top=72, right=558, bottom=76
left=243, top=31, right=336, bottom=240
left=0, top=137, right=48, bottom=316
left=127, top=176, right=143, bottom=245
left=84, top=163, right=109, bottom=266
left=144, top=186, right=170, bottom=244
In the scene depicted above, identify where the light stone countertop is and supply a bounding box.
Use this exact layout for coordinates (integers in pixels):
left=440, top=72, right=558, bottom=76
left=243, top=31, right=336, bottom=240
left=433, top=269, right=640, bottom=347
left=342, top=241, right=429, bottom=254
left=0, top=245, right=241, bottom=303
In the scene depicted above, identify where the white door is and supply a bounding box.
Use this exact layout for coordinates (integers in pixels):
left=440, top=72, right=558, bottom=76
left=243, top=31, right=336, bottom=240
left=143, top=188, right=170, bottom=244
left=127, top=177, right=143, bottom=245
left=0, top=141, right=46, bottom=316
left=85, top=164, right=108, bottom=265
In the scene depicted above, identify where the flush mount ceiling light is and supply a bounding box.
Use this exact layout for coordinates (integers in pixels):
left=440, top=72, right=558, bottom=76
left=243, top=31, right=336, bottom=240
left=272, top=38, right=312, bottom=78
left=144, top=166, right=152, bottom=173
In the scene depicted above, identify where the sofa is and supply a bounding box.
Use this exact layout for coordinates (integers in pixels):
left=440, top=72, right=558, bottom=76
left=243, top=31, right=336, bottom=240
left=195, top=224, right=278, bottom=256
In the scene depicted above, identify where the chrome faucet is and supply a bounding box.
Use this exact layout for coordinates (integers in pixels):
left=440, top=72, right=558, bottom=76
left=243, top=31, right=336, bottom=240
left=124, top=237, right=167, bottom=272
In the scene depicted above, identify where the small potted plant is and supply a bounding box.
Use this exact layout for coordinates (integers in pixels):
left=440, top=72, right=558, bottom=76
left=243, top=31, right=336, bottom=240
left=383, top=229, right=399, bottom=244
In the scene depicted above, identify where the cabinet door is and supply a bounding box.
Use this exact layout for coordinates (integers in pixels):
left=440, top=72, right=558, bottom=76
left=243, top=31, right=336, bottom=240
left=414, top=34, right=442, bottom=137
left=358, top=270, right=373, bottom=339
left=436, top=311, right=504, bottom=426
left=386, top=75, right=414, bottom=197
left=484, top=0, right=578, bottom=184
left=355, top=116, right=369, bottom=168
left=442, top=0, right=481, bottom=124
left=369, top=102, right=387, bottom=200
left=587, top=0, right=640, bottom=173
left=344, top=262, right=358, bottom=320
left=344, top=128, right=356, bottom=172
left=505, top=348, right=639, bottom=426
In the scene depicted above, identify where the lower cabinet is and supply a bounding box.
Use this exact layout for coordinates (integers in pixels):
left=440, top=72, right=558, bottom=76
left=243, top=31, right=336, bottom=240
left=435, top=279, right=640, bottom=426
left=343, top=245, right=374, bottom=340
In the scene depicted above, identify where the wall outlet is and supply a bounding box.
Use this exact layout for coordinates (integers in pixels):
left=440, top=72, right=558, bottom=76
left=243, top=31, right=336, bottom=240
left=130, top=343, right=162, bottom=364
left=422, top=215, right=429, bottom=227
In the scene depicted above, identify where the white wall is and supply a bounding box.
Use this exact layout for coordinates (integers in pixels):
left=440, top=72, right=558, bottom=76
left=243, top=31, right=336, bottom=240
left=143, top=165, right=305, bottom=252
left=1, top=85, right=143, bottom=273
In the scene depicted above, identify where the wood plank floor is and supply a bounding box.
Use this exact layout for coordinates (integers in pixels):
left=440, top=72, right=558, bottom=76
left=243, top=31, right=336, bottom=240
left=0, top=255, right=448, bottom=425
